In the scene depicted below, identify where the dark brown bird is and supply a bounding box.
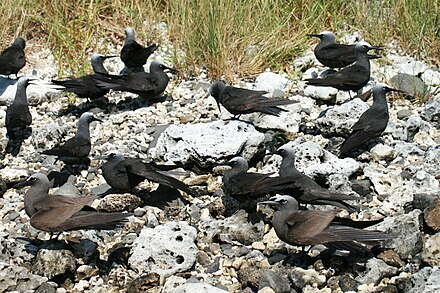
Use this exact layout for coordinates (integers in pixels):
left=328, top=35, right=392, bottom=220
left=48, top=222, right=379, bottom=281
left=120, top=27, right=158, bottom=73
left=52, top=54, right=116, bottom=100
left=208, top=81, right=297, bottom=118
left=276, top=145, right=361, bottom=212
left=93, top=61, right=175, bottom=102
left=5, top=77, right=32, bottom=156
left=307, top=31, right=380, bottom=69
left=222, top=157, right=296, bottom=197
left=339, top=83, right=402, bottom=157
left=101, top=151, right=198, bottom=197
left=42, top=112, right=102, bottom=163
left=258, top=195, right=392, bottom=252
left=0, top=37, right=26, bottom=77
left=13, top=173, right=131, bottom=233
left=305, top=41, right=382, bottom=93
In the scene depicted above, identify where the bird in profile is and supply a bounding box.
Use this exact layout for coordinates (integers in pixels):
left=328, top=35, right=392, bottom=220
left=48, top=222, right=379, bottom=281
left=5, top=77, right=32, bottom=156
left=275, top=145, right=361, bottom=212
left=93, top=61, right=176, bottom=103
left=42, top=112, right=102, bottom=164
left=258, top=195, right=392, bottom=253
left=14, top=173, right=131, bottom=233
left=101, top=151, right=198, bottom=197
left=52, top=54, right=116, bottom=100
left=339, top=83, right=402, bottom=157
left=222, top=157, right=295, bottom=197
left=208, top=81, right=297, bottom=119
left=120, top=27, right=158, bottom=74
left=305, top=41, right=382, bottom=94
left=307, top=31, right=381, bottom=69
left=0, top=37, right=26, bottom=78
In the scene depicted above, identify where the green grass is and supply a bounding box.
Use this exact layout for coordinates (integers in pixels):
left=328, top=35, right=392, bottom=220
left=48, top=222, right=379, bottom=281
left=0, top=0, right=438, bottom=80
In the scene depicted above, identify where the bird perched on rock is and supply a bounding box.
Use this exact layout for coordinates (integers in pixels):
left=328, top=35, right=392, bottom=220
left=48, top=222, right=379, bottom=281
left=305, top=41, right=382, bottom=94
left=52, top=54, right=116, bottom=100
left=0, top=37, right=26, bottom=77
left=258, top=195, right=392, bottom=253
left=42, top=112, right=102, bottom=164
left=307, top=31, right=381, bottom=69
left=120, top=27, right=158, bottom=74
left=339, top=83, right=402, bottom=157
left=5, top=77, right=32, bottom=156
left=14, top=173, right=131, bottom=233
left=222, top=157, right=295, bottom=197
left=101, top=151, right=198, bottom=197
left=93, top=61, right=176, bottom=103
left=275, top=145, right=361, bottom=212
left=208, top=81, right=297, bottom=118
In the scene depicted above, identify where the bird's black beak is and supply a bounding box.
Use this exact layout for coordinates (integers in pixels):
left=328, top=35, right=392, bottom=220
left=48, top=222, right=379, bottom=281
left=258, top=199, right=282, bottom=207
left=306, top=34, right=321, bottom=38
left=369, top=45, right=384, bottom=51
left=13, top=179, right=32, bottom=189
left=163, top=65, right=177, bottom=74
left=91, top=116, right=103, bottom=123
left=103, top=55, right=117, bottom=59
left=367, top=54, right=382, bottom=60
left=385, top=87, right=404, bottom=93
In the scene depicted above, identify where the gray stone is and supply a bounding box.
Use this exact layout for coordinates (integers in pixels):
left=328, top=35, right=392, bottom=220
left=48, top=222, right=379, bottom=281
left=221, top=209, right=265, bottom=245
left=289, top=267, right=326, bottom=291
left=370, top=209, right=423, bottom=259
left=391, top=56, right=427, bottom=76
left=370, top=144, right=395, bottom=161
left=148, top=120, right=265, bottom=168
left=304, top=85, right=338, bottom=102
left=0, top=79, right=58, bottom=105
left=129, top=221, right=197, bottom=277
left=316, top=98, right=369, bottom=136
left=245, top=103, right=301, bottom=133
left=0, top=261, right=48, bottom=292
left=170, top=282, right=228, bottom=293
left=421, top=69, right=440, bottom=88
left=397, top=109, right=413, bottom=120
left=259, top=270, right=291, bottom=293
left=390, top=73, right=428, bottom=98
left=422, top=232, right=440, bottom=266
left=409, top=266, right=440, bottom=293
left=355, top=258, right=398, bottom=285
left=254, top=72, right=290, bottom=96
left=33, top=249, right=77, bottom=279
left=421, top=95, right=440, bottom=122
left=96, top=193, right=143, bottom=212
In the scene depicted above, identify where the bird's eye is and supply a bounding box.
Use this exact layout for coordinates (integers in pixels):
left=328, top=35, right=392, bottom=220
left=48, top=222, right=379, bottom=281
left=279, top=199, right=287, bottom=204
left=30, top=177, right=37, bottom=182
left=109, top=153, right=116, bottom=158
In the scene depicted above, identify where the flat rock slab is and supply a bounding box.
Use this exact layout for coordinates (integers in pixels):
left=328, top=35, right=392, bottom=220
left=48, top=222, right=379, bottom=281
left=148, top=120, right=265, bottom=168
left=129, top=221, right=197, bottom=277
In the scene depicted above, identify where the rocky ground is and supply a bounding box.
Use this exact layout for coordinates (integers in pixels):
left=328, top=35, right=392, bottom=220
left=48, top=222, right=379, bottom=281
left=0, top=31, right=439, bottom=292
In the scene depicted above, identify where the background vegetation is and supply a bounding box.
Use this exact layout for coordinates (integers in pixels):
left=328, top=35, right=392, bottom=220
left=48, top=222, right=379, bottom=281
left=0, top=0, right=438, bottom=79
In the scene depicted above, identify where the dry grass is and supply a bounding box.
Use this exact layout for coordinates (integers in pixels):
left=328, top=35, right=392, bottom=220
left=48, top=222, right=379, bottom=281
left=0, top=0, right=438, bottom=79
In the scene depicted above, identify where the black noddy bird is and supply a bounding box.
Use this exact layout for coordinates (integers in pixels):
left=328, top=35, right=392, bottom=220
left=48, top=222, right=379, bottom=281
left=101, top=151, right=198, bottom=197
left=275, top=145, right=361, bottom=212
left=42, top=112, right=102, bottom=163
left=258, top=195, right=392, bottom=252
left=307, top=31, right=381, bottom=69
left=0, top=37, right=26, bottom=77
left=208, top=81, right=297, bottom=118
left=5, top=77, right=32, bottom=156
left=93, top=61, right=176, bottom=102
left=52, top=54, right=116, bottom=100
left=305, top=41, right=383, bottom=93
left=14, top=173, right=131, bottom=233
left=339, top=83, right=402, bottom=157
left=120, top=27, right=159, bottom=73
left=222, top=157, right=297, bottom=197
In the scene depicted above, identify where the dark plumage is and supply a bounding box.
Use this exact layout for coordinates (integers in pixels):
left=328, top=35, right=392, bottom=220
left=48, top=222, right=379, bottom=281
left=101, top=151, right=198, bottom=197
left=276, top=145, right=361, bottom=212
left=120, top=27, right=158, bottom=73
left=14, top=173, right=131, bottom=233
left=339, top=83, right=402, bottom=157
left=208, top=81, right=297, bottom=118
left=0, top=37, right=26, bottom=77
left=42, top=112, right=102, bottom=163
left=5, top=77, right=32, bottom=156
left=52, top=54, right=116, bottom=100
left=305, top=41, right=382, bottom=93
left=93, top=61, right=175, bottom=102
left=307, top=31, right=381, bottom=68
left=258, top=195, right=392, bottom=252
left=222, top=157, right=295, bottom=197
